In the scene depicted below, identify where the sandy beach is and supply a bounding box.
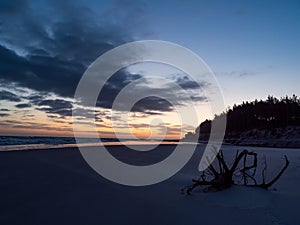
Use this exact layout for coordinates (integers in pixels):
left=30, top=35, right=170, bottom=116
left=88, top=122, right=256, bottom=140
left=1, top=1, right=299, bottom=224
left=1, top=144, right=300, bottom=225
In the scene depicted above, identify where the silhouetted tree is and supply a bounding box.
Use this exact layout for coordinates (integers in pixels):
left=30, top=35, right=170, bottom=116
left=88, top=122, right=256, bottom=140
left=187, top=95, right=300, bottom=141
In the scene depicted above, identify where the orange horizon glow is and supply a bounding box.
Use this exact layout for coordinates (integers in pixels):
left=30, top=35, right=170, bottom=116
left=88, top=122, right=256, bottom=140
left=0, top=122, right=186, bottom=139
left=0, top=96, right=212, bottom=139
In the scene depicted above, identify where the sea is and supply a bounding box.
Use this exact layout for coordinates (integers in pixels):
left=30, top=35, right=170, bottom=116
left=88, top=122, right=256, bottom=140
left=0, top=136, right=180, bottom=151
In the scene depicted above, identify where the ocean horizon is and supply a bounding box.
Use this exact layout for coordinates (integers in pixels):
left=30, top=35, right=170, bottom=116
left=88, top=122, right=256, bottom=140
left=0, top=135, right=181, bottom=151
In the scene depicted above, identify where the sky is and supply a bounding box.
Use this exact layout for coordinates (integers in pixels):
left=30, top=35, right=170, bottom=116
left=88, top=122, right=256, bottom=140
left=0, top=0, right=299, bottom=138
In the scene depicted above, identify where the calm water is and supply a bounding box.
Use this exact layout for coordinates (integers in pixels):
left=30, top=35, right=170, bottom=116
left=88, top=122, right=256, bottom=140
left=0, top=136, right=180, bottom=151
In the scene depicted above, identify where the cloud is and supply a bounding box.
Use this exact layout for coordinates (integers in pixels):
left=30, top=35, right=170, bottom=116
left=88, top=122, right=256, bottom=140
left=91, top=71, right=207, bottom=115
left=25, top=94, right=46, bottom=102
left=36, top=99, right=73, bottom=109
left=191, top=96, right=207, bottom=102
left=0, top=0, right=148, bottom=99
left=0, top=0, right=207, bottom=121
left=35, top=99, right=73, bottom=117
left=22, top=114, right=35, bottom=118
left=72, top=107, right=108, bottom=123
left=175, top=75, right=205, bottom=90
left=157, top=124, right=195, bottom=136
left=0, top=113, right=9, bottom=117
left=15, top=103, right=32, bottom=108
left=0, top=45, right=85, bottom=98
left=131, top=97, right=173, bottom=112
left=96, top=70, right=143, bottom=109
left=0, top=90, right=21, bottom=102
left=11, top=123, right=72, bottom=132
left=216, top=70, right=258, bottom=77
left=0, top=0, right=28, bottom=15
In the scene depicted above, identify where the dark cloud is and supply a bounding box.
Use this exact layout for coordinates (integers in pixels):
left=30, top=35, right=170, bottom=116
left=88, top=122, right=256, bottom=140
left=131, top=97, right=173, bottom=113
left=0, top=90, right=21, bottom=102
left=72, top=108, right=94, bottom=118
left=175, top=75, right=204, bottom=90
left=0, top=108, right=9, bottom=111
left=0, top=0, right=207, bottom=118
left=143, top=111, right=163, bottom=116
left=25, top=94, right=46, bottom=102
left=95, top=116, right=104, bottom=123
left=47, top=115, right=59, bottom=119
left=0, top=0, right=148, bottom=98
left=15, top=103, right=32, bottom=108
left=38, top=107, right=72, bottom=117
left=36, top=99, right=72, bottom=109
left=34, top=99, right=73, bottom=117
left=0, top=0, right=28, bottom=14
left=72, top=107, right=105, bottom=121
left=1, top=120, right=15, bottom=124
left=0, top=113, right=9, bottom=117
left=0, top=46, right=85, bottom=98
left=130, top=111, right=163, bottom=119
left=96, top=71, right=206, bottom=114
left=191, top=96, right=207, bottom=102
left=97, top=70, right=143, bottom=109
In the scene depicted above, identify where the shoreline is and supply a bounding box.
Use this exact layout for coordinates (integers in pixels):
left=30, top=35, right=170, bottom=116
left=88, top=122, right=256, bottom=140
left=1, top=141, right=300, bottom=153
left=0, top=141, right=196, bottom=152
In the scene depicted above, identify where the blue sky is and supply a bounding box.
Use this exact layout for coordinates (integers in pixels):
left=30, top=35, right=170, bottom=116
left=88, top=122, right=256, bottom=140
left=142, top=0, right=300, bottom=105
left=87, top=0, right=300, bottom=106
left=0, top=0, right=299, bottom=137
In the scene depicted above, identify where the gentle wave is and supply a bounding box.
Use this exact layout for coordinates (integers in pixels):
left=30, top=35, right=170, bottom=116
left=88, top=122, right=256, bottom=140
left=0, top=136, right=185, bottom=151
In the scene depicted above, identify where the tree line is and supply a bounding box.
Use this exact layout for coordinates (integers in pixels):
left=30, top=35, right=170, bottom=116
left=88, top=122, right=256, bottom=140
left=185, top=95, right=300, bottom=140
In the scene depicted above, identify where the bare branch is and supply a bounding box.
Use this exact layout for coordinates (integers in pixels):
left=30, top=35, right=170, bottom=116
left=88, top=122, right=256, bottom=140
left=259, top=155, right=289, bottom=189
left=183, top=149, right=289, bottom=194
left=212, top=146, right=230, bottom=172
left=230, top=150, right=248, bottom=173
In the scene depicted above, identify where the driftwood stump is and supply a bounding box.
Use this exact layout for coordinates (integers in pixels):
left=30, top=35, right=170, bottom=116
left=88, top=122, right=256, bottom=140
left=183, top=147, right=289, bottom=194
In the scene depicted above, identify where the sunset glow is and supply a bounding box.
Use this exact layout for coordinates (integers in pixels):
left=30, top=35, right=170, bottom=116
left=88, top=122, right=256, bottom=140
left=0, top=1, right=299, bottom=139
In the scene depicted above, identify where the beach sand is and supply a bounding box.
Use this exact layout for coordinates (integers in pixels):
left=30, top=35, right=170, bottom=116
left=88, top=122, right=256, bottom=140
left=0, top=144, right=300, bottom=225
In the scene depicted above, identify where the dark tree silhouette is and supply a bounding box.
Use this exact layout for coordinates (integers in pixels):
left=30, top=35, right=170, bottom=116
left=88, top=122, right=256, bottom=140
left=185, top=95, right=300, bottom=142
